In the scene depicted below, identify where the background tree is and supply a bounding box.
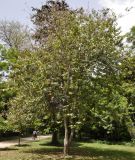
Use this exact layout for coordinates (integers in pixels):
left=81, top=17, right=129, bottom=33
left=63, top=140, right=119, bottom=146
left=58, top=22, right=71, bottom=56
left=0, top=20, right=33, bottom=50
left=120, top=56, right=135, bottom=138
left=0, top=43, right=20, bottom=137
left=127, top=26, right=135, bottom=49
left=31, top=0, right=70, bottom=46
left=118, top=27, right=135, bottom=138
left=8, top=94, right=40, bottom=145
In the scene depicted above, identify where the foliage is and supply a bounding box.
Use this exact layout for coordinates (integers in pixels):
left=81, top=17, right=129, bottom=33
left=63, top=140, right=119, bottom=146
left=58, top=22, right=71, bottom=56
left=8, top=2, right=129, bottom=155
left=127, top=26, right=135, bottom=49
left=0, top=45, right=17, bottom=132
left=31, top=0, right=70, bottom=45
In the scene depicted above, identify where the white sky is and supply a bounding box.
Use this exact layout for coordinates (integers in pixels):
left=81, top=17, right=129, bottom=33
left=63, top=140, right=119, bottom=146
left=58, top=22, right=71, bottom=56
left=100, top=0, right=135, bottom=33
left=0, top=0, right=135, bottom=33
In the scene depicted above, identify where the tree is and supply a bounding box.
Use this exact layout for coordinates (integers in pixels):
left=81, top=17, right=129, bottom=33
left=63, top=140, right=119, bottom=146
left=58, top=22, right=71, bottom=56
left=127, top=26, right=135, bottom=49
left=0, top=45, right=17, bottom=135
left=31, top=0, right=70, bottom=46
left=9, top=6, right=126, bottom=156
left=31, top=0, right=73, bottom=144
left=0, top=82, right=14, bottom=135
left=117, top=28, right=135, bottom=138
left=0, top=20, right=32, bottom=50
left=8, top=96, right=39, bottom=145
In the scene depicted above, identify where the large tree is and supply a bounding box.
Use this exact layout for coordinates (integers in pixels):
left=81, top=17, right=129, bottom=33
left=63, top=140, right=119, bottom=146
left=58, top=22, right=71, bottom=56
left=9, top=4, right=126, bottom=156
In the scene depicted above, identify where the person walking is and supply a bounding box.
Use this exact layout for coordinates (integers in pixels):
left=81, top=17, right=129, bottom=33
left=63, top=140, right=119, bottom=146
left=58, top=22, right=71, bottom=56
left=32, top=130, right=37, bottom=140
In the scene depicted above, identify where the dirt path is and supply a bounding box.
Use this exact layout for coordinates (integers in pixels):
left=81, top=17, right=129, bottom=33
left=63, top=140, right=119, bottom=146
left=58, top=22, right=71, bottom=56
left=0, top=135, right=51, bottom=148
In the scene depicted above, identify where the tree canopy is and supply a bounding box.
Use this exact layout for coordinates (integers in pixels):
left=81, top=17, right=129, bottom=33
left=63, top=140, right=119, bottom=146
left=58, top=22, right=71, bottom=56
left=8, top=4, right=129, bottom=155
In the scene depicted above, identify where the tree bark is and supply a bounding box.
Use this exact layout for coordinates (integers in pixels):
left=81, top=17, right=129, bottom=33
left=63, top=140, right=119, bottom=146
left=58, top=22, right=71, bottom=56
left=69, top=128, right=74, bottom=146
left=18, top=135, right=21, bottom=146
left=51, top=112, right=59, bottom=145
left=51, top=130, right=59, bottom=145
left=64, top=117, right=69, bottom=156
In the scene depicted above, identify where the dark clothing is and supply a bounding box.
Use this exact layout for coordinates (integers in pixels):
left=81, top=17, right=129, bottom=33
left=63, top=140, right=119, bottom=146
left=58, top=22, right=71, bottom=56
left=32, top=131, right=37, bottom=140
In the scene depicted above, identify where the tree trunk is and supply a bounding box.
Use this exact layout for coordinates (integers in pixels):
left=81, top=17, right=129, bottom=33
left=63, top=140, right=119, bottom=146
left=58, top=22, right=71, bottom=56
left=64, top=117, right=69, bottom=156
left=51, top=112, right=59, bottom=145
left=51, top=130, right=59, bottom=145
left=69, top=128, right=74, bottom=146
left=18, top=135, right=21, bottom=146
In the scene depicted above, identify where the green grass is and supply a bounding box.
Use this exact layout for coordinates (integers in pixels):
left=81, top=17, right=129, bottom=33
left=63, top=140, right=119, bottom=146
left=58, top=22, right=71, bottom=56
left=0, top=138, right=135, bottom=160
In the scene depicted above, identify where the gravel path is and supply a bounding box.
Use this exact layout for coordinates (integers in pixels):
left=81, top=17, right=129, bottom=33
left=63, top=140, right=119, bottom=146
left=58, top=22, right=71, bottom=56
left=0, top=135, right=51, bottom=148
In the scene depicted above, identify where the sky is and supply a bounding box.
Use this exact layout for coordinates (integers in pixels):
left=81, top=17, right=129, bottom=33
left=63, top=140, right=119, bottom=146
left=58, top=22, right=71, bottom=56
left=0, top=0, right=135, bottom=33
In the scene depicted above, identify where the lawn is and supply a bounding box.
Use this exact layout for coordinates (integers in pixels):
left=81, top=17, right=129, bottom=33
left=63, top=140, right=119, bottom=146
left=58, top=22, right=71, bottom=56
left=0, top=138, right=135, bottom=160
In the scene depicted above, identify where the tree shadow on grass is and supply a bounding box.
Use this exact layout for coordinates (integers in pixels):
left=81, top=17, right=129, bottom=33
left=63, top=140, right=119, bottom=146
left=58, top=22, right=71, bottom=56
left=70, top=146, right=135, bottom=160
left=0, top=148, right=18, bottom=151
left=15, top=144, right=31, bottom=147
left=40, top=142, right=63, bottom=147
left=24, top=146, right=63, bottom=157
left=24, top=143, right=135, bottom=160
